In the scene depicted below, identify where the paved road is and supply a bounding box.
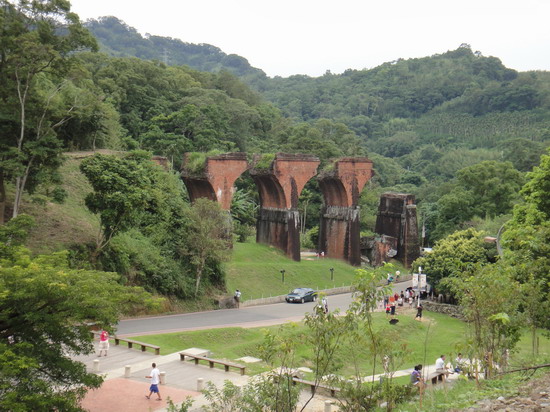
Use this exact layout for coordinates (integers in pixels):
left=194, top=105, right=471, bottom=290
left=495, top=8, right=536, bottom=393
left=117, top=279, right=413, bottom=337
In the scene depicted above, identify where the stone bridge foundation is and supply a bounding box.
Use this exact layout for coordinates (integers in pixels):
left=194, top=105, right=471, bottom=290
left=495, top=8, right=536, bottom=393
left=374, top=193, right=420, bottom=267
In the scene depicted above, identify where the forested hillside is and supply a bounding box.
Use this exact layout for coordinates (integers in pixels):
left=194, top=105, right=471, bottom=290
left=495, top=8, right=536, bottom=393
left=3, top=4, right=550, bottom=409
left=3, top=5, right=550, bottom=301
left=85, top=16, right=267, bottom=83
left=83, top=17, right=550, bottom=243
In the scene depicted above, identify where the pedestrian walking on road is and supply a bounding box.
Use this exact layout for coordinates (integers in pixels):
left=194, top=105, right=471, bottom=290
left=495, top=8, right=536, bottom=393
left=234, top=289, right=241, bottom=308
left=145, top=363, right=162, bottom=401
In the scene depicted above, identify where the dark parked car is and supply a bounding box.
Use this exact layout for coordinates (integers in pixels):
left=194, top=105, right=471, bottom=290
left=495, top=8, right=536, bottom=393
left=285, top=288, right=317, bottom=303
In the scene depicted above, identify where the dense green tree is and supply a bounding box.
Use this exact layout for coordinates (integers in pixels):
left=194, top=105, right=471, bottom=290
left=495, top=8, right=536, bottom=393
left=413, top=228, right=495, bottom=290
left=502, top=149, right=550, bottom=286
left=0, top=0, right=97, bottom=220
left=498, top=138, right=548, bottom=172
left=79, top=152, right=158, bottom=256
left=432, top=188, right=476, bottom=239
left=370, top=131, right=418, bottom=158
left=456, top=161, right=524, bottom=218
left=0, top=246, right=156, bottom=411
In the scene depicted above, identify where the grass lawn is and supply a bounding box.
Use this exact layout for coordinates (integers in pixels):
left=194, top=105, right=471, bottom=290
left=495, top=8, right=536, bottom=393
left=225, top=241, right=407, bottom=301
left=131, top=309, right=550, bottom=379
left=132, top=310, right=467, bottom=377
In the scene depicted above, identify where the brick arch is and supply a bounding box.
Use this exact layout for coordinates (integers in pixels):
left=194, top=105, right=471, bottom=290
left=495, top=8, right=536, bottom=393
left=181, top=152, right=249, bottom=210
left=318, top=178, right=350, bottom=207
left=183, top=179, right=218, bottom=204
left=318, top=158, right=374, bottom=266
left=253, top=175, right=287, bottom=209
left=250, top=153, right=320, bottom=261
left=180, top=152, right=379, bottom=264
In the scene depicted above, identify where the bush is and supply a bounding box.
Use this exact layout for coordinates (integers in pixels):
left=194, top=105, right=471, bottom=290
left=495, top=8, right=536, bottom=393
left=184, top=150, right=224, bottom=175
left=253, top=153, right=275, bottom=171
left=51, top=186, right=68, bottom=203
left=233, top=221, right=254, bottom=243
left=300, top=226, right=319, bottom=249
left=100, top=230, right=194, bottom=298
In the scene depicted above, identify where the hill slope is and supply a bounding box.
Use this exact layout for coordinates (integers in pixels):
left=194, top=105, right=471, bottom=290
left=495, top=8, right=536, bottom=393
left=21, top=154, right=100, bottom=254
left=225, top=242, right=391, bottom=300
left=85, top=16, right=266, bottom=82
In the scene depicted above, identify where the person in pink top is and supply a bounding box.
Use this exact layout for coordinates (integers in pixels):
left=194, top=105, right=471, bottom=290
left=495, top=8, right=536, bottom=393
left=98, top=330, right=109, bottom=357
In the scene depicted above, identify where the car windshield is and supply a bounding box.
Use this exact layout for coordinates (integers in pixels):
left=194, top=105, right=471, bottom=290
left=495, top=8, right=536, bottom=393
left=291, top=288, right=304, bottom=294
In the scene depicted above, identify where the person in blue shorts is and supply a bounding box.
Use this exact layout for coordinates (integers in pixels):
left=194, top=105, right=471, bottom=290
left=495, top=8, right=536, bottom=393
left=145, top=362, right=162, bottom=401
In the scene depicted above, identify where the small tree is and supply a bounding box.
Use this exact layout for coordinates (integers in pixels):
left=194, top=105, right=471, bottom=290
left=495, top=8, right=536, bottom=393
left=300, top=304, right=349, bottom=411
left=80, top=152, right=156, bottom=258
left=180, top=198, right=232, bottom=297
left=335, top=264, right=404, bottom=411
left=443, top=263, right=521, bottom=379
left=520, top=275, right=550, bottom=357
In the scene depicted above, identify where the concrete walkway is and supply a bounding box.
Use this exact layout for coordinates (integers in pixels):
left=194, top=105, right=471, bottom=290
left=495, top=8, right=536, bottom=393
left=77, top=345, right=249, bottom=412
left=77, top=341, right=461, bottom=412
left=77, top=343, right=340, bottom=412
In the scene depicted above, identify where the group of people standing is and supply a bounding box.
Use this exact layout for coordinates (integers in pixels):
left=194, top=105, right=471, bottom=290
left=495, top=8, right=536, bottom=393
left=384, top=288, right=421, bottom=317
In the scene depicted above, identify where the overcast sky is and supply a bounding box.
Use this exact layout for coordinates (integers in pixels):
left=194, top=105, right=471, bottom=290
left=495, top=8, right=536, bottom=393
left=69, top=0, right=550, bottom=78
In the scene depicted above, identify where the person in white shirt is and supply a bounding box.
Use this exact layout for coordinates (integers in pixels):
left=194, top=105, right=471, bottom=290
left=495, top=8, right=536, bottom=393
left=145, top=363, right=162, bottom=400
left=322, top=296, right=328, bottom=313
left=435, top=355, right=451, bottom=377
left=234, top=289, right=242, bottom=308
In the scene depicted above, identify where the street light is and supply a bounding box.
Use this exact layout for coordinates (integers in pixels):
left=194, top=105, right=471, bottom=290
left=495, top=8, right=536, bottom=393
left=330, top=268, right=334, bottom=281
left=280, top=269, right=285, bottom=283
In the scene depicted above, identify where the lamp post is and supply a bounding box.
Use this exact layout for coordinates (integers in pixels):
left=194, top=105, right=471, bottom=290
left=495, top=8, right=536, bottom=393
left=418, top=266, right=422, bottom=305
left=280, top=269, right=285, bottom=283
left=330, top=267, right=334, bottom=281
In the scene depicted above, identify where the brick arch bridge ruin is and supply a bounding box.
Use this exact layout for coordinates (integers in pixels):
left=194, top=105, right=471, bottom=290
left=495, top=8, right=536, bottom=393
left=180, top=152, right=418, bottom=267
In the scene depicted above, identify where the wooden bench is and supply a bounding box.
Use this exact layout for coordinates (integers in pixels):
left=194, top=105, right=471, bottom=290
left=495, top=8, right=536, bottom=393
left=428, top=371, right=446, bottom=384
left=115, top=337, right=160, bottom=355
left=292, top=377, right=340, bottom=397
left=90, top=332, right=160, bottom=355
left=179, top=352, right=246, bottom=376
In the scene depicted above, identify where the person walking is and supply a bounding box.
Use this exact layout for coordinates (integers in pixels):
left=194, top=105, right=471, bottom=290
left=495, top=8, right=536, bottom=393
left=322, top=296, right=328, bottom=314
left=234, top=289, right=241, bottom=308
left=145, top=363, right=162, bottom=401
left=415, top=303, right=423, bottom=320
left=97, top=330, right=109, bottom=357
